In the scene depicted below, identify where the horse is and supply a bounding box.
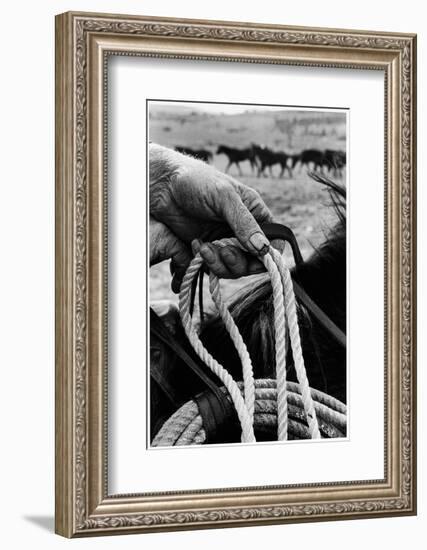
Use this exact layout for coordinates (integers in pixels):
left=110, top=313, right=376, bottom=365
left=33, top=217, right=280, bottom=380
left=216, top=145, right=258, bottom=176
left=296, top=148, right=326, bottom=173
left=150, top=175, right=346, bottom=443
left=322, top=149, right=346, bottom=177
left=251, top=144, right=293, bottom=178
left=289, top=153, right=301, bottom=173
left=175, top=146, right=213, bottom=163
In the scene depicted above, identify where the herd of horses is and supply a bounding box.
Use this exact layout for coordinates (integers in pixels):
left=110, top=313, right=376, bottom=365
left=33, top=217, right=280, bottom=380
left=175, top=144, right=346, bottom=178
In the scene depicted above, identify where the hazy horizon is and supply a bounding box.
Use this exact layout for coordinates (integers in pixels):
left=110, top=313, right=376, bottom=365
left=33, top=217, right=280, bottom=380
left=148, top=100, right=345, bottom=117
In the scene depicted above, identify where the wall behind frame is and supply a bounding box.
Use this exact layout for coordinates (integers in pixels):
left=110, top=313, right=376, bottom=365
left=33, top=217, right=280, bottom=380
left=0, top=0, right=423, bottom=548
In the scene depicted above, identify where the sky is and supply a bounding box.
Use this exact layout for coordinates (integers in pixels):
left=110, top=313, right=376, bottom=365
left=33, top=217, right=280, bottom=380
left=149, top=100, right=305, bottom=116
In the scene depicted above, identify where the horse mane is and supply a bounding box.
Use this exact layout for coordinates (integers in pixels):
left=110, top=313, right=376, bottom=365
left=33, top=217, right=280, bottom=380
left=199, top=174, right=347, bottom=403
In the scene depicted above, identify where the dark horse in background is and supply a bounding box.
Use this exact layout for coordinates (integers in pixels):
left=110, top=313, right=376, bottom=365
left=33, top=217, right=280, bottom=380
left=216, top=145, right=258, bottom=176
left=322, top=149, right=346, bottom=177
left=295, top=148, right=325, bottom=173
left=150, top=176, right=346, bottom=442
left=175, top=146, right=213, bottom=163
left=289, top=153, right=302, bottom=173
left=293, top=148, right=346, bottom=176
left=252, top=144, right=293, bottom=178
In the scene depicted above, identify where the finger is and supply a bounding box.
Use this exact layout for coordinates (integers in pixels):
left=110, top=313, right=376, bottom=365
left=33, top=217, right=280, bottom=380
left=171, top=271, right=184, bottom=294
left=219, top=187, right=270, bottom=256
left=219, top=246, right=249, bottom=277
left=171, top=239, right=204, bottom=293
left=245, top=257, right=267, bottom=275
left=235, top=183, right=274, bottom=225
left=167, top=238, right=192, bottom=294
left=220, top=246, right=268, bottom=277
left=191, top=238, right=203, bottom=256
left=199, top=243, right=233, bottom=279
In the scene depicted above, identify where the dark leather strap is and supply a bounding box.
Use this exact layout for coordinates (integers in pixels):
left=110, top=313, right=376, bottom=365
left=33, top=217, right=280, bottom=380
left=292, top=281, right=346, bottom=348
left=150, top=308, right=238, bottom=443
left=195, top=389, right=238, bottom=444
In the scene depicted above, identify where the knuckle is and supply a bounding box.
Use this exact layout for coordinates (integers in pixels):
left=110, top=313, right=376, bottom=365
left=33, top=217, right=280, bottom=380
left=210, top=261, right=229, bottom=278
left=218, top=182, right=236, bottom=202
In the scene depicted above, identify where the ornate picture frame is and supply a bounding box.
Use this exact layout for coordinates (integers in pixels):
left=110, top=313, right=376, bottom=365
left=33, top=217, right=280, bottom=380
left=55, top=11, right=416, bottom=537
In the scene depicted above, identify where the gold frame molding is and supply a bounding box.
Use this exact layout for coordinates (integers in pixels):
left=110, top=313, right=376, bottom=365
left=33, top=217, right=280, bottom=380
left=55, top=11, right=417, bottom=538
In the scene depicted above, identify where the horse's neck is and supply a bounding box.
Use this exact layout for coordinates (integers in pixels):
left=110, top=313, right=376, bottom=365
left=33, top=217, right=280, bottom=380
left=292, top=232, right=346, bottom=330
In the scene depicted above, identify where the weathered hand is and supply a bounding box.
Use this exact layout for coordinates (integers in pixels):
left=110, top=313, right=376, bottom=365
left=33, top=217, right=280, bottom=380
left=150, top=144, right=273, bottom=291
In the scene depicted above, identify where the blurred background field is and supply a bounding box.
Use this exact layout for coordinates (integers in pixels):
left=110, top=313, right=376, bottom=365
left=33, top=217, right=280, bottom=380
left=149, top=102, right=346, bottom=305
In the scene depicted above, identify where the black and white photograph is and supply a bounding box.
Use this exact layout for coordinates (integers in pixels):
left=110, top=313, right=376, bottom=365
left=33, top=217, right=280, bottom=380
left=148, top=100, right=348, bottom=447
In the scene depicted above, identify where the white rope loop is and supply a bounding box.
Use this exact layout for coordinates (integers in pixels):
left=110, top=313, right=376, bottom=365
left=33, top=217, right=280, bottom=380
left=208, top=272, right=255, bottom=422
left=179, top=253, right=255, bottom=443
left=178, top=236, right=320, bottom=443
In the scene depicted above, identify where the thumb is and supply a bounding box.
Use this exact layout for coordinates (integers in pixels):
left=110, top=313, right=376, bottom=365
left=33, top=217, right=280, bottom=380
left=168, top=236, right=193, bottom=294
left=219, top=188, right=270, bottom=256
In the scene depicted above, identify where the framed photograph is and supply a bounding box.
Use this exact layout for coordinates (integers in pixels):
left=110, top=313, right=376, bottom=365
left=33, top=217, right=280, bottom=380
left=55, top=11, right=417, bottom=537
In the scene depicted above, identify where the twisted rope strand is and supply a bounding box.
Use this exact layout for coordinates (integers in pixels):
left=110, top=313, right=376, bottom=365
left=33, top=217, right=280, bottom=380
left=208, top=272, right=255, bottom=422
left=269, top=247, right=321, bottom=438
left=260, top=253, right=289, bottom=441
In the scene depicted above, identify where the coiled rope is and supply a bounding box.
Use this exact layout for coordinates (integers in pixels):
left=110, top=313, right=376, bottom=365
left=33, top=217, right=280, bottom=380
left=177, top=238, right=323, bottom=444
left=152, top=380, right=347, bottom=447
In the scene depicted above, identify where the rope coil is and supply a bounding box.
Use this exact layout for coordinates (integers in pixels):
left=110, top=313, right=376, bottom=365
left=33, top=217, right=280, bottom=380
left=152, top=380, right=347, bottom=447
left=178, top=238, right=323, bottom=444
